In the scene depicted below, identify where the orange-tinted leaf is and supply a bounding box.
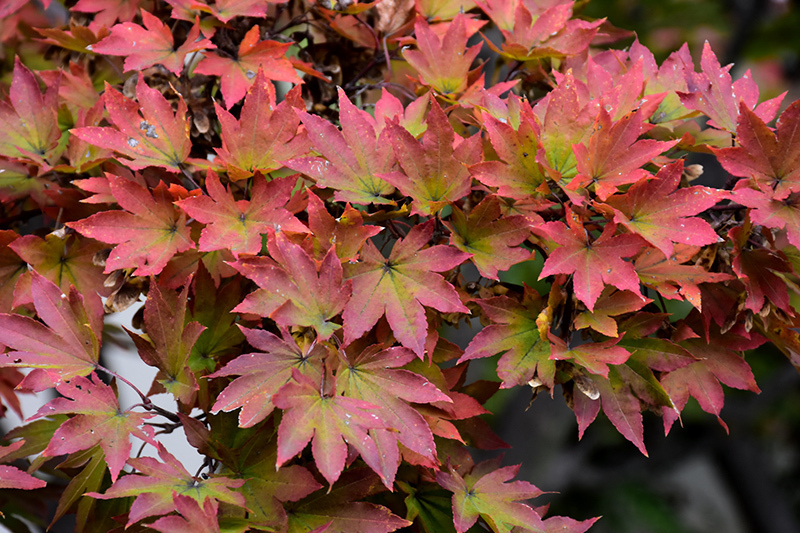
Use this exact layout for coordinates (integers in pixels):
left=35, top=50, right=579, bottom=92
left=549, top=333, right=630, bottom=378
left=194, top=25, right=301, bottom=109
left=305, top=191, right=383, bottom=262
left=214, top=69, right=308, bottom=180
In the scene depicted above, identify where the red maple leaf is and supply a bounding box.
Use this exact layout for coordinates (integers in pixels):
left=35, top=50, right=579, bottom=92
left=336, top=345, right=451, bottom=486
left=126, top=283, right=205, bottom=404
left=274, top=369, right=386, bottom=487
left=72, top=0, right=142, bottom=31
left=633, top=244, right=733, bottom=311
left=537, top=213, right=644, bottom=312
left=287, top=88, right=397, bottom=205
left=0, top=58, right=61, bottom=168
left=600, top=161, right=725, bottom=258
left=733, top=184, right=800, bottom=249
left=67, top=176, right=194, bottom=276
left=444, top=195, right=533, bottom=280
left=574, top=288, right=649, bottom=337
left=570, top=106, right=678, bottom=200
left=213, top=69, right=308, bottom=180
left=0, top=272, right=100, bottom=389
left=92, top=11, right=214, bottom=75
left=70, top=77, right=191, bottom=171
left=678, top=41, right=785, bottom=133
left=403, top=14, right=482, bottom=95
left=382, top=97, right=480, bottom=215
left=0, top=441, right=46, bottom=490
left=714, top=100, right=800, bottom=200
left=231, top=231, right=351, bottom=340
left=589, top=367, right=648, bottom=455
left=729, top=225, right=792, bottom=314
left=209, top=327, right=324, bottom=428
left=176, top=171, right=307, bottom=256
left=150, top=494, right=220, bottom=533
left=194, top=25, right=301, bottom=109
left=343, top=220, right=470, bottom=357
left=30, top=373, right=155, bottom=482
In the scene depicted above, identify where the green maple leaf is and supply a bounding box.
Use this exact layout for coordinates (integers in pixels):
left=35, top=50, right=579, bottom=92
left=436, top=463, right=546, bottom=533
left=461, top=293, right=553, bottom=389
left=87, top=443, right=245, bottom=528
left=444, top=195, right=533, bottom=280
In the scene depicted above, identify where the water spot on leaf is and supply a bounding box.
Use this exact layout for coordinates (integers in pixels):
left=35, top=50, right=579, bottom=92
left=128, top=138, right=139, bottom=148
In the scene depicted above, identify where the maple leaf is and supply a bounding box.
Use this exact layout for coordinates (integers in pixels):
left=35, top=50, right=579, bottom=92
left=403, top=14, right=482, bottom=95
left=744, top=199, right=800, bottom=269
left=661, top=315, right=764, bottom=430
left=536, top=71, right=595, bottom=182
left=729, top=225, right=792, bottom=314
left=305, top=191, right=383, bottom=262
left=10, top=233, right=110, bottom=320
left=36, top=22, right=109, bottom=54
left=343, top=220, right=470, bottom=357
left=286, top=467, right=411, bottom=532
left=436, top=463, right=547, bottom=533
left=574, top=288, right=649, bottom=337
left=382, top=97, right=479, bottom=215
left=176, top=171, right=306, bottom=256
left=92, top=11, right=214, bottom=75
left=0, top=57, right=61, bottom=168
left=274, top=369, right=386, bottom=487
left=194, top=25, right=301, bottom=109
left=444, top=195, right=533, bottom=280
left=336, top=345, right=451, bottom=486
left=601, top=161, right=725, bottom=258
left=713, top=100, right=800, bottom=200
left=0, top=230, right=28, bottom=313
left=88, top=443, right=245, bottom=528
left=0, top=272, right=100, bottom=388
left=150, top=494, right=220, bottom=533
left=127, top=282, right=205, bottom=404
left=67, top=176, right=194, bottom=276
left=537, top=214, right=644, bottom=312
left=590, top=367, right=648, bottom=455
left=0, top=440, right=46, bottom=490
left=72, top=0, right=142, bottom=30
left=469, top=99, right=548, bottom=200
left=570, top=107, right=678, bottom=199
left=481, top=2, right=601, bottom=62
left=633, top=244, right=733, bottom=310
left=70, top=77, right=191, bottom=171
left=678, top=41, right=785, bottom=133
left=190, top=0, right=282, bottom=23
left=461, top=293, right=554, bottom=389
left=548, top=333, right=631, bottom=378
left=30, top=373, right=155, bottom=482
left=232, top=232, right=350, bottom=339
left=213, top=69, right=308, bottom=180
left=209, top=327, right=324, bottom=427
left=287, top=87, right=396, bottom=205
